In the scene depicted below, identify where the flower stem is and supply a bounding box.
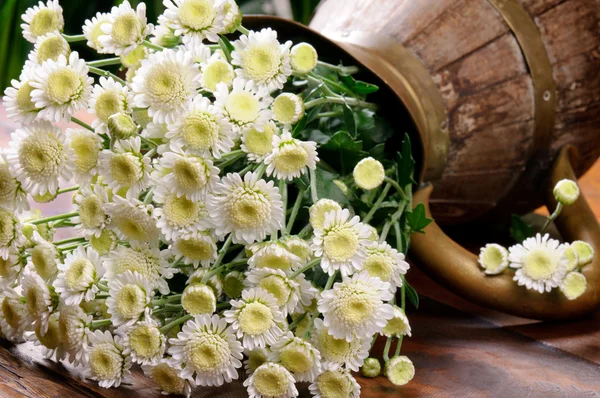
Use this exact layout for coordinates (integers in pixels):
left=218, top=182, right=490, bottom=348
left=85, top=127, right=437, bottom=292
left=289, top=312, right=307, bottom=331
left=59, top=243, right=86, bottom=252
left=139, top=134, right=158, bottom=148
left=143, top=40, right=165, bottom=52
left=237, top=26, right=250, bottom=35
left=541, top=202, right=563, bottom=234
left=290, top=258, right=321, bottom=279
left=57, top=185, right=79, bottom=195
left=304, top=96, right=378, bottom=111
left=87, top=57, right=122, bottom=68
left=309, top=168, right=319, bottom=204
left=394, top=335, right=404, bottom=357
left=89, top=319, right=112, bottom=330
left=363, top=183, right=391, bottom=224
left=379, top=221, right=393, bottom=243
left=71, top=117, right=94, bottom=132
left=53, top=237, right=85, bottom=246
left=280, top=180, right=288, bottom=234
left=159, top=314, right=192, bottom=334
left=303, top=271, right=337, bottom=339
left=316, top=60, right=359, bottom=75
left=206, top=234, right=233, bottom=279
left=384, top=177, right=408, bottom=201
left=383, top=336, right=393, bottom=361
left=298, top=224, right=313, bottom=239
left=216, top=151, right=245, bottom=169
left=62, top=34, right=86, bottom=42
left=88, top=66, right=126, bottom=85
left=31, top=212, right=78, bottom=225
left=286, top=187, right=305, bottom=234
left=216, top=301, right=231, bottom=310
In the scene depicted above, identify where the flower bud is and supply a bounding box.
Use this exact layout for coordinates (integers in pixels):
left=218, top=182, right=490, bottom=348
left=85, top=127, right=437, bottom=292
left=223, top=271, right=245, bottom=299
left=478, top=243, right=509, bottom=275
left=563, top=244, right=579, bottom=272
left=157, top=30, right=180, bottom=48
left=108, top=112, right=138, bottom=139
left=353, top=157, right=385, bottom=190
left=272, top=93, right=304, bottom=125
left=384, top=356, right=415, bottom=386
left=553, top=179, right=580, bottom=205
left=181, top=283, right=216, bottom=315
left=361, top=357, right=381, bottom=378
left=290, top=43, right=318, bottom=74
left=559, top=271, right=587, bottom=300
left=571, top=240, right=594, bottom=266
left=222, top=0, right=243, bottom=34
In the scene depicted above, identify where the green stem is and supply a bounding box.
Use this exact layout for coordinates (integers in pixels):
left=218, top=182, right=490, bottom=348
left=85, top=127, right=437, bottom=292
left=384, top=177, right=408, bottom=201
left=89, top=319, right=112, bottom=330
left=304, top=96, right=378, bottom=111
left=286, top=187, right=305, bottom=234
left=315, top=111, right=343, bottom=118
left=316, top=60, right=359, bottom=75
left=237, top=26, right=250, bottom=35
left=383, top=336, right=393, bottom=361
left=216, top=301, right=231, bottom=310
left=298, top=224, right=313, bottom=239
left=71, top=117, right=94, bottom=132
left=216, top=151, right=245, bottom=169
left=209, top=235, right=233, bottom=271
left=363, top=183, right=391, bottom=224
left=53, top=237, right=85, bottom=246
left=290, top=258, right=321, bottom=279
left=394, top=336, right=404, bottom=357
left=159, top=314, right=193, bottom=334
left=379, top=221, right=393, bottom=243
left=303, top=271, right=337, bottom=339
left=59, top=243, right=86, bottom=252
left=280, top=180, right=288, bottom=234
left=289, top=312, right=307, bottom=331
left=143, top=40, right=165, bottom=52
left=31, top=212, right=78, bottom=225
left=218, top=36, right=232, bottom=63
left=57, top=185, right=79, bottom=195
left=139, top=135, right=158, bottom=148
left=145, top=147, right=157, bottom=158
left=62, top=34, right=86, bottom=42
left=88, top=66, right=126, bottom=85
left=541, top=202, right=563, bottom=234
left=172, top=256, right=184, bottom=268
left=87, top=57, right=121, bottom=68
left=394, top=222, right=403, bottom=256
left=309, top=168, right=319, bottom=203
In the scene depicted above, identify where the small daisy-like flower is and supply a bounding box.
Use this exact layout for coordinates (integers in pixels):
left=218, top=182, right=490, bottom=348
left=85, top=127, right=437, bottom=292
left=311, top=209, right=372, bottom=277
left=31, top=312, right=65, bottom=361
left=231, top=28, right=292, bottom=93
left=312, top=318, right=369, bottom=371
left=272, top=93, right=304, bottom=125
left=106, top=270, right=154, bottom=327
left=247, top=241, right=302, bottom=273
left=22, top=271, right=57, bottom=335
left=0, top=154, right=29, bottom=213
left=172, top=231, right=218, bottom=268
left=98, top=137, right=152, bottom=200
left=381, top=305, right=411, bottom=337
left=290, top=43, right=318, bottom=75
left=168, top=314, right=244, bottom=386
left=89, top=77, right=133, bottom=135
left=214, top=79, right=273, bottom=134
left=571, top=240, right=594, bottom=266
left=142, top=359, right=194, bottom=397
left=2, top=69, right=40, bottom=123
left=353, top=157, right=385, bottom=190
left=28, top=231, right=58, bottom=280
left=53, top=246, right=104, bottom=306
left=209, top=172, right=284, bottom=244
left=166, top=96, right=235, bottom=159
left=99, top=1, right=152, bottom=56
left=120, top=317, right=166, bottom=365
left=224, top=288, right=284, bottom=349
left=66, top=128, right=103, bottom=185
left=318, top=271, right=394, bottom=341
left=162, top=0, right=226, bottom=44
left=107, top=112, right=139, bottom=139
left=73, top=184, right=110, bottom=238
left=86, top=330, right=132, bottom=388
left=309, top=199, right=342, bottom=230
left=132, top=48, right=201, bottom=124
left=221, top=0, right=242, bottom=33
left=241, top=121, right=279, bottom=163
left=244, top=362, right=298, bottom=398
left=0, top=250, right=24, bottom=287
left=21, top=0, right=64, bottom=43
left=181, top=283, right=216, bottom=315
left=200, top=52, right=235, bottom=92
left=478, top=243, right=509, bottom=275
left=154, top=186, right=213, bottom=242
left=309, top=362, right=361, bottom=398
left=362, top=242, right=409, bottom=293
left=28, top=32, right=70, bottom=65
left=384, top=356, right=415, bottom=386
left=281, top=236, right=313, bottom=263
left=0, top=206, right=26, bottom=260
left=264, top=132, right=318, bottom=181
left=553, top=179, right=580, bottom=205
left=89, top=229, right=119, bottom=256
left=0, top=289, right=31, bottom=341
left=6, top=121, right=74, bottom=197
left=508, top=233, right=568, bottom=293
left=58, top=305, right=92, bottom=365
left=29, top=52, right=93, bottom=122
left=268, top=332, right=321, bottom=382
left=559, top=271, right=587, bottom=300
left=82, top=12, right=111, bottom=52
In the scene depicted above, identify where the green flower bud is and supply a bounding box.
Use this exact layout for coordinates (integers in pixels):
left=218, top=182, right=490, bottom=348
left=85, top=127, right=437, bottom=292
left=107, top=112, right=138, bottom=139
left=553, top=179, right=580, bottom=205
left=361, top=357, right=382, bottom=378
left=223, top=271, right=245, bottom=299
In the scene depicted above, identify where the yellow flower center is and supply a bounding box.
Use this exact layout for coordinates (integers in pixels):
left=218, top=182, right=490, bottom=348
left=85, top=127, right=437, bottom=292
left=318, top=330, right=351, bottom=362
left=244, top=125, right=275, bottom=157
left=130, top=324, right=162, bottom=358
left=285, top=239, right=311, bottom=261
left=65, top=257, right=95, bottom=289
left=256, top=252, right=293, bottom=271
left=382, top=312, right=408, bottom=336
left=560, top=271, right=587, bottom=300
left=385, top=357, right=414, bottom=386
left=46, top=68, right=82, bottom=104
left=572, top=241, right=594, bottom=265
left=110, top=152, right=143, bottom=187
left=146, top=64, right=185, bottom=106
left=95, top=90, right=124, bottom=122
left=37, top=35, right=68, bottom=63
left=163, top=195, right=200, bottom=226
left=225, top=92, right=259, bottom=124
left=238, top=301, right=273, bottom=335
left=29, top=9, right=61, bottom=38
left=79, top=195, right=105, bottom=230
left=19, top=132, right=64, bottom=177
left=272, top=144, right=308, bottom=173
left=90, top=229, right=117, bottom=255
left=259, top=275, right=291, bottom=306
left=181, top=111, right=220, bottom=151
left=90, top=19, right=108, bottom=49
left=252, top=366, right=289, bottom=397
left=32, top=245, right=57, bottom=280
left=280, top=345, right=312, bottom=373
left=363, top=253, right=393, bottom=282
left=481, top=245, right=505, bottom=273
left=36, top=317, right=61, bottom=349
left=181, top=284, right=216, bottom=315
left=179, top=0, right=215, bottom=30
left=176, top=236, right=215, bottom=261
left=113, top=249, right=153, bottom=278
left=335, top=284, right=376, bottom=325
left=0, top=209, right=16, bottom=249
left=89, top=344, right=122, bottom=380
left=523, top=249, right=557, bottom=280
left=15, top=81, right=37, bottom=113
left=2, top=298, right=22, bottom=329
left=291, top=43, right=317, bottom=74
left=564, top=246, right=579, bottom=272
left=241, top=44, right=280, bottom=82
left=323, top=227, right=358, bottom=262
left=229, top=194, right=270, bottom=229
left=26, top=284, right=47, bottom=319
left=120, top=45, right=146, bottom=68
left=317, top=370, right=351, bottom=398
left=71, top=134, right=99, bottom=174
left=0, top=256, right=14, bottom=278
left=115, top=284, right=146, bottom=319
left=173, top=157, right=207, bottom=190
left=223, top=273, right=244, bottom=298
left=111, top=12, right=142, bottom=46
left=203, top=60, right=233, bottom=91
left=151, top=363, right=185, bottom=394
left=354, top=158, right=385, bottom=190
left=273, top=95, right=300, bottom=124
left=185, top=331, right=231, bottom=372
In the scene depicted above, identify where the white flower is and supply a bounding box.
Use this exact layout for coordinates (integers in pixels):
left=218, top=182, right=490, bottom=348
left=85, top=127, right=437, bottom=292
left=309, top=199, right=342, bottom=230
left=132, top=48, right=201, bottom=124
left=381, top=305, right=411, bottom=338
left=223, top=288, right=284, bottom=349
left=0, top=153, right=29, bottom=213
left=29, top=52, right=93, bottom=122
left=0, top=250, right=24, bottom=287
left=0, top=289, right=31, bottom=341
left=98, top=137, right=152, bottom=200
left=362, top=242, right=409, bottom=293
left=200, top=51, right=235, bottom=92
left=241, top=121, right=279, bottom=163
left=6, top=121, right=74, bottom=197
left=99, top=1, right=152, bottom=56
left=58, top=305, right=92, bottom=365
left=311, top=209, right=372, bottom=277
left=86, top=330, right=132, bottom=388
left=478, top=243, right=509, bottom=275
left=309, top=362, right=360, bottom=398
left=142, top=359, right=194, bottom=397
left=353, top=157, right=385, bottom=190
left=22, top=271, right=57, bottom=335
left=268, top=331, right=321, bottom=382
left=166, top=96, right=235, bottom=158
left=312, top=318, right=370, bottom=372
left=2, top=68, right=40, bottom=123
left=247, top=241, right=303, bottom=273
left=209, top=172, right=284, bottom=244
left=168, top=314, right=244, bottom=386
left=66, top=128, right=103, bottom=185
left=28, top=32, right=70, bottom=65
left=30, top=312, right=66, bottom=361
left=214, top=79, right=273, bottom=134
left=280, top=236, right=313, bottom=263
left=54, top=246, right=104, bottom=306
left=318, top=271, right=394, bottom=341
left=72, top=184, right=110, bottom=238
left=21, top=0, right=64, bottom=43
left=162, top=0, right=227, bottom=44
left=571, top=240, right=594, bottom=266
left=27, top=231, right=59, bottom=280
left=89, top=77, right=133, bottom=135
left=106, top=270, right=154, bottom=327
left=508, top=233, right=568, bottom=293
left=272, top=93, right=304, bottom=125
left=120, top=316, right=166, bottom=365
left=244, top=362, right=298, bottom=398
left=290, top=42, right=318, bottom=75
left=172, top=231, right=218, bottom=268
left=82, top=12, right=111, bottom=52
left=0, top=207, right=26, bottom=261
left=264, top=131, right=318, bottom=181
left=154, top=186, right=213, bottom=242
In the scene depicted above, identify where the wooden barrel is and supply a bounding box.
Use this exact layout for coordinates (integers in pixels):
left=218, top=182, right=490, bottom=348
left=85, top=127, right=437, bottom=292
left=309, top=0, right=600, bottom=224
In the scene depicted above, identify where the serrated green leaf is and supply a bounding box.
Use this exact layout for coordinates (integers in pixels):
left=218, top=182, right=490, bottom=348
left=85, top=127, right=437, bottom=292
left=405, top=281, right=419, bottom=309
left=315, top=166, right=349, bottom=205
left=319, top=131, right=363, bottom=175
left=340, top=75, right=379, bottom=94
left=396, top=133, right=416, bottom=188
left=342, top=103, right=357, bottom=138
left=406, top=203, right=433, bottom=233
left=510, top=214, right=533, bottom=243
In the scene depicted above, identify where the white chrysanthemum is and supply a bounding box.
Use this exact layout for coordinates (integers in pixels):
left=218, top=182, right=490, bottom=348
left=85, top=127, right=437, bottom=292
left=0, top=289, right=31, bottom=341
left=86, top=330, right=132, bottom=388
left=0, top=250, right=23, bottom=287
left=246, top=268, right=317, bottom=317
left=200, top=51, right=235, bottom=92
left=120, top=317, right=166, bottom=366
left=89, top=77, right=133, bottom=135
left=363, top=242, right=409, bottom=293
left=268, top=332, right=321, bottom=382
left=27, top=231, right=58, bottom=280
left=290, top=42, right=318, bottom=75
left=244, top=362, right=298, bottom=398
left=214, top=79, right=273, bottom=134
left=309, top=362, right=361, bottom=398
left=162, top=0, right=226, bottom=44
left=312, top=318, right=370, bottom=372
left=353, top=157, right=385, bottom=190
left=104, top=241, right=174, bottom=295
left=166, top=96, right=235, bottom=159
left=384, top=355, right=415, bottom=386
left=311, top=209, right=372, bottom=277
left=508, top=233, right=568, bottom=293
left=0, top=207, right=26, bottom=261
left=223, top=288, right=284, bottom=349
left=0, top=154, right=29, bottom=213
left=142, top=359, right=194, bottom=398
left=58, top=305, right=93, bottom=365
left=221, top=0, right=241, bottom=33
left=381, top=305, right=411, bottom=338
left=209, top=172, right=284, bottom=244
left=30, top=312, right=66, bottom=361
left=28, top=32, right=70, bottom=65
left=66, top=128, right=103, bottom=185
left=168, top=314, right=244, bottom=386
left=272, top=93, right=304, bottom=125
left=247, top=241, right=302, bottom=273
left=309, top=199, right=342, bottom=230
left=281, top=236, right=313, bottom=263
left=241, top=121, right=279, bottom=163
left=132, top=48, right=201, bottom=124
left=172, top=231, right=218, bottom=268
left=72, top=184, right=110, bottom=238
left=99, top=1, right=151, bottom=56
left=22, top=271, right=56, bottom=335
left=231, top=28, right=292, bottom=94
left=82, top=12, right=111, bottom=52
left=106, top=270, right=154, bottom=327
left=53, top=246, right=104, bottom=306
left=319, top=271, right=394, bottom=341
left=98, top=137, right=152, bottom=200
left=265, top=132, right=318, bottom=181
left=29, top=52, right=93, bottom=122
left=2, top=68, right=40, bottom=123
left=6, top=121, right=74, bottom=197
left=20, top=0, right=64, bottom=43
left=478, top=243, right=509, bottom=275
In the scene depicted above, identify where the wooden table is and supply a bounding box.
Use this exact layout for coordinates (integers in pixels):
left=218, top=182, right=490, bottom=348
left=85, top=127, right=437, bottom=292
left=0, top=109, right=599, bottom=397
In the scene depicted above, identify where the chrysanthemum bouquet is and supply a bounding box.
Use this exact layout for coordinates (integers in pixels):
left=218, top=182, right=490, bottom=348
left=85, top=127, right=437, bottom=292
left=1, top=0, right=424, bottom=396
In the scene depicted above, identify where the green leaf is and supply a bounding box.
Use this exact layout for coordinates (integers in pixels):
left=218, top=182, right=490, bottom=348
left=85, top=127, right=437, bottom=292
left=510, top=214, right=533, bottom=243
left=305, top=129, right=332, bottom=145
left=319, top=131, right=363, bottom=175
left=406, top=203, right=433, bottom=234
left=340, top=75, right=379, bottom=94
left=396, top=134, right=416, bottom=188
left=342, top=103, right=357, bottom=138
left=218, top=35, right=234, bottom=62
left=315, top=166, right=349, bottom=205
left=404, top=281, right=419, bottom=309
left=369, top=143, right=385, bottom=160
left=292, top=113, right=308, bottom=138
